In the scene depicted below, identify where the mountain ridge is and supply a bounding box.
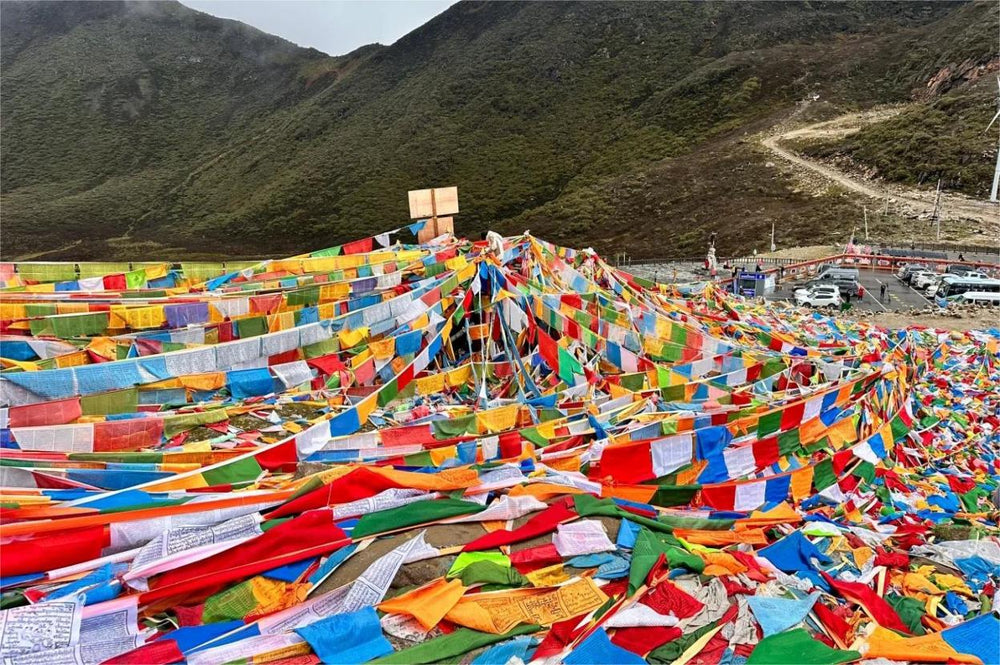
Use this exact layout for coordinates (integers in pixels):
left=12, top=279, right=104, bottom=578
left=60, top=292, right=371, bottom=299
left=1, top=0, right=995, bottom=260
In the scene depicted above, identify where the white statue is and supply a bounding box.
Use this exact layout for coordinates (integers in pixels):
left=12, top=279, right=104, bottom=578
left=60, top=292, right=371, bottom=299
left=706, top=233, right=718, bottom=276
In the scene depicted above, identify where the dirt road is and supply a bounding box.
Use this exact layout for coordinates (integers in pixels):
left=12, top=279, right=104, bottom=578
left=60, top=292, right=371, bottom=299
left=761, top=107, right=999, bottom=233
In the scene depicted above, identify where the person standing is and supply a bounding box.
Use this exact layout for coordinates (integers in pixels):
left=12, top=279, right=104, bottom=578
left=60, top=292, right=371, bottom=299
left=880, top=283, right=886, bottom=301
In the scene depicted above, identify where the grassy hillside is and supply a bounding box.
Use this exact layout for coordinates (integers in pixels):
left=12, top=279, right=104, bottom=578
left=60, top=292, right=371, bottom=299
left=799, top=76, right=998, bottom=198
left=1, top=1, right=994, bottom=260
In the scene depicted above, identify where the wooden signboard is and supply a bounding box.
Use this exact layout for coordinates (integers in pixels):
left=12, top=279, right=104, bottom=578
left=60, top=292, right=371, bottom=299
left=408, top=187, right=459, bottom=219
left=408, top=186, right=458, bottom=243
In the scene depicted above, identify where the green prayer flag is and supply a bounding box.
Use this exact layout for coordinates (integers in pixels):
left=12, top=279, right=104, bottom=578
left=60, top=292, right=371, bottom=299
left=400, top=451, right=433, bottom=466
left=852, top=461, right=876, bottom=483
left=886, top=593, right=927, bottom=635
left=163, top=408, right=229, bottom=438
left=746, top=628, right=860, bottom=664
left=202, top=456, right=264, bottom=487
left=650, top=485, right=700, bottom=507
left=432, top=414, right=476, bottom=439
left=890, top=414, right=910, bottom=443
left=448, top=551, right=509, bottom=576
left=661, top=383, right=686, bottom=402
left=648, top=616, right=721, bottom=663
left=28, top=318, right=54, bottom=337
left=202, top=579, right=259, bottom=623
left=628, top=528, right=676, bottom=594
left=520, top=427, right=549, bottom=446
left=557, top=346, right=582, bottom=384
left=235, top=316, right=268, bottom=339
left=52, top=312, right=109, bottom=338
left=377, top=379, right=400, bottom=407
left=778, top=428, right=800, bottom=455
left=351, top=498, right=484, bottom=539
left=287, top=285, right=320, bottom=307
left=125, top=269, right=146, bottom=290
left=80, top=387, right=138, bottom=416
left=372, top=625, right=540, bottom=664
left=762, top=359, right=787, bottom=379
left=620, top=372, right=645, bottom=392
left=812, top=458, right=837, bottom=491
left=454, top=561, right=528, bottom=588
left=758, top=410, right=783, bottom=437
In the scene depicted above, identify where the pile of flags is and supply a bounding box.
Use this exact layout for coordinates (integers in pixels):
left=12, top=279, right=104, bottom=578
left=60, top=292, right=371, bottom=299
left=0, top=230, right=997, bottom=664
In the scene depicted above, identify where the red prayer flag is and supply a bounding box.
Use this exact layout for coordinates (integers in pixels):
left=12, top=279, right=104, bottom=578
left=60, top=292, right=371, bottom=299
left=822, top=573, right=910, bottom=634
left=8, top=397, right=82, bottom=427
left=611, top=626, right=681, bottom=655
left=2, top=524, right=108, bottom=576
left=152, top=510, right=345, bottom=591
left=463, top=499, right=577, bottom=551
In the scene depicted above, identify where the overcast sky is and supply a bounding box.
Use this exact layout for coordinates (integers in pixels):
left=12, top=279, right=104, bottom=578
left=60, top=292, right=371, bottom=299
left=179, top=0, right=456, bottom=56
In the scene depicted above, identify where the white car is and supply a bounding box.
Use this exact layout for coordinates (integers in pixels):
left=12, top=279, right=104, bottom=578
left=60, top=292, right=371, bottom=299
left=911, top=271, right=939, bottom=290
left=963, top=271, right=988, bottom=280
left=795, top=286, right=841, bottom=308
left=925, top=277, right=945, bottom=296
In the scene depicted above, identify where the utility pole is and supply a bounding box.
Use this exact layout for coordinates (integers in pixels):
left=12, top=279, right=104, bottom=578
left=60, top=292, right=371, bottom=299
left=932, top=178, right=942, bottom=241
left=863, top=206, right=868, bottom=241
left=987, top=76, right=1000, bottom=202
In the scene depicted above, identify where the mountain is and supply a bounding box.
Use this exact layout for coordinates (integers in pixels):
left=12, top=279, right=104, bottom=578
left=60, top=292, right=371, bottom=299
left=1, top=0, right=996, bottom=260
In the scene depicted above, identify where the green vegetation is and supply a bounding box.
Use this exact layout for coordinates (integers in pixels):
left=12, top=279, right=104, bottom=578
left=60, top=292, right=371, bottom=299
left=801, top=81, right=998, bottom=197
left=1, top=1, right=995, bottom=260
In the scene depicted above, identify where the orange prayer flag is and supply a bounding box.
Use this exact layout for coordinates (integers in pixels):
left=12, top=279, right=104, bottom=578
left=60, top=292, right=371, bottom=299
left=601, top=483, right=657, bottom=504
left=861, top=626, right=981, bottom=664
left=378, top=578, right=467, bottom=630
left=673, top=528, right=768, bottom=546
left=790, top=467, right=815, bottom=502
left=798, top=417, right=827, bottom=445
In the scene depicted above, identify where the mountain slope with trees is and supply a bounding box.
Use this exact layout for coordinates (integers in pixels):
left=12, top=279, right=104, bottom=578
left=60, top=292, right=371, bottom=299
left=1, top=0, right=995, bottom=259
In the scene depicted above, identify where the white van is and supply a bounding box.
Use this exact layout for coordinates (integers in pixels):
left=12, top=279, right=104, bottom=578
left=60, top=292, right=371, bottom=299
left=816, top=267, right=860, bottom=282
left=949, top=291, right=1000, bottom=306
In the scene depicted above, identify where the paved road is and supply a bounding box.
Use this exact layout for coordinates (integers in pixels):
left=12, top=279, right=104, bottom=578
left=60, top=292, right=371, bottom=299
left=768, top=269, right=936, bottom=312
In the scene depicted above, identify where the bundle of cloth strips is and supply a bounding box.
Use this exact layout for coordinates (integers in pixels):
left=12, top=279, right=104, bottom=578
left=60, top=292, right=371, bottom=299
left=0, top=229, right=997, bottom=664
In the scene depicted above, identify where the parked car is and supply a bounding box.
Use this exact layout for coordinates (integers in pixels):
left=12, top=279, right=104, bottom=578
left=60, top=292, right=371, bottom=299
left=795, top=285, right=841, bottom=308
left=899, top=264, right=928, bottom=284
left=802, top=277, right=860, bottom=297
left=815, top=267, right=860, bottom=282
left=948, top=291, right=1000, bottom=306
left=925, top=276, right=946, bottom=297
left=911, top=271, right=939, bottom=290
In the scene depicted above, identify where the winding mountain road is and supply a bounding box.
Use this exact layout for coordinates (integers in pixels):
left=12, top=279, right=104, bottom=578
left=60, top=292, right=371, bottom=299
left=761, top=107, right=999, bottom=233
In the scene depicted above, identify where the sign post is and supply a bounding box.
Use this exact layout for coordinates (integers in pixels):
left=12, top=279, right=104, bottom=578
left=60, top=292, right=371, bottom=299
left=408, top=186, right=459, bottom=243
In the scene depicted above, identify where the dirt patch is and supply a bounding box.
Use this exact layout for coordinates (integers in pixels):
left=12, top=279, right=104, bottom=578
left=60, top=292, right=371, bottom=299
left=758, top=245, right=842, bottom=260
left=183, top=426, right=224, bottom=442
left=229, top=414, right=269, bottom=431
left=760, top=103, right=1000, bottom=236
left=842, top=307, right=1000, bottom=331
left=277, top=402, right=324, bottom=420
left=312, top=523, right=487, bottom=597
